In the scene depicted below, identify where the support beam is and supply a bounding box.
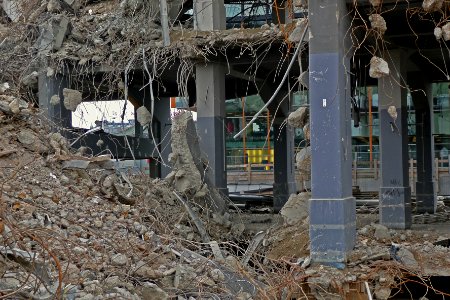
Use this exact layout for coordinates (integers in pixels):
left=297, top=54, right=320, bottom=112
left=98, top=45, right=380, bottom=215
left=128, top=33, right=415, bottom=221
left=193, top=0, right=225, bottom=31
left=273, top=119, right=296, bottom=211
left=409, top=75, right=436, bottom=213
left=378, top=50, right=412, bottom=229
left=308, top=0, right=355, bottom=265
left=196, top=64, right=228, bottom=195
left=154, top=97, right=173, bottom=178
left=38, top=72, right=72, bottom=130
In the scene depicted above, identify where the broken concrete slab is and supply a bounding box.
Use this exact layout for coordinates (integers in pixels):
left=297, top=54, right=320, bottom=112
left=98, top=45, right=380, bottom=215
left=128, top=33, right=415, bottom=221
left=36, top=16, right=70, bottom=54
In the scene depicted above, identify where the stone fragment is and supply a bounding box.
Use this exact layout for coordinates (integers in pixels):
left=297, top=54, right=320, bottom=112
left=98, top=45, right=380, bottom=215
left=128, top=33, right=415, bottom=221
left=303, top=123, right=310, bottom=141
left=280, top=192, right=310, bottom=225
left=288, top=18, right=308, bottom=43
left=17, top=129, right=48, bottom=153
left=46, top=67, right=55, bottom=77
left=140, top=284, right=168, bottom=300
left=50, top=95, right=60, bottom=106
left=373, top=224, right=391, bottom=240
left=299, top=70, right=309, bottom=88
left=296, top=146, right=311, bottom=179
left=369, top=0, right=382, bottom=7
left=37, top=16, right=70, bottom=53
left=63, top=88, right=82, bottom=111
left=434, top=27, right=442, bottom=40
left=442, top=23, right=450, bottom=41
left=387, top=106, right=397, bottom=121
left=374, top=283, right=391, bottom=300
left=0, top=82, right=10, bottom=93
left=397, top=248, right=419, bottom=269
left=369, top=56, right=390, bottom=78
left=422, top=0, right=444, bottom=12
left=136, top=106, right=151, bottom=126
left=369, top=14, right=387, bottom=35
left=21, top=71, right=38, bottom=87
left=47, top=0, right=61, bottom=12
left=2, top=0, right=22, bottom=22
left=288, top=106, right=308, bottom=128
left=111, top=253, right=128, bottom=266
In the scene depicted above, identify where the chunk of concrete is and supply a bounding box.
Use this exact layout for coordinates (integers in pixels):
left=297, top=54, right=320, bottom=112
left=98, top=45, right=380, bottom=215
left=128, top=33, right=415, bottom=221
left=442, top=23, right=450, bottom=41
left=373, top=224, right=391, bottom=240
left=280, top=192, right=310, bottom=225
left=288, top=18, right=308, bottom=43
left=37, top=16, right=70, bottom=54
left=63, top=88, right=82, bottom=111
left=288, top=106, right=309, bottom=128
left=369, top=14, right=387, bottom=35
left=136, top=106, right=151, bottom=126
left=296, top=146, right=311, bottom=179
left=422, top=0, right=444, bottom=12
left=369, top=56, right=389, bottom=78
left=2, top=0, right=22, bottom=22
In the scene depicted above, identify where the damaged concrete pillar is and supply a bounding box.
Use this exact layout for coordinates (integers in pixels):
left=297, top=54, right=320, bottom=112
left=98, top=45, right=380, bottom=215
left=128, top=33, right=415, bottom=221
left=38, top=72, right=72, bottom=130
left=195, top=64, right=228, bottom=195
left=193, top=0, right=225, bottom=31
left=154, top=97, right=172, bottom=178
left=273, top=119, right=297, bottom=211
left=378, top=50, right=412, bottom=229
left=308, top=0, right=356, bottom=265
left=409, top=75, right=437, bottom=214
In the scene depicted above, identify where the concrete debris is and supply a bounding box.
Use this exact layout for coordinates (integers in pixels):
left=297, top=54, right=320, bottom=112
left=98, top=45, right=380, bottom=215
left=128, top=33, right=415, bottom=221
left=298, top=70, right=309, bottom=88
left=369, top=56, right=390, bottom=78
left=296, top=146, right=311, bottom=179
left=288, top=18, right=309, bottom=43
left=21, top=71, right=38, bottom=87
left=136, top=106, right=151, bottom=126
left=293, top=0, right=308, bottom=8
left=369, top=14, right=387, bottom=35
left=0, top=82, right=10, bottom=93
left=373, top=224, right=391, bottom=240
left=442, top=22, right=450, bottom=41
left=369, top=0, right=382, bottom=7
left=37, top=16, right=70, bottom=53
left=434, top=27, right=443, bottom=40
left=2, top=0, right=23, bottom=22
left=46, top=67, right=55, bottom=77
left=303, top=123, right=310, bottom=140
left=387, top=105, right=398, bottom=121
left=288, top=106, right=309, bottom=128
left=17, top=129, right=49, bottom=153
left=8, top=97, right=27, bottom=114
left=422, top=0, right=444, bottom=12
left=280, top=192, right=310, bottom=225
left=63, top=88, right=82, bottom=111
left=50, top=94, right=60, bottom=105
left=47, top=0, right=62, bottom=13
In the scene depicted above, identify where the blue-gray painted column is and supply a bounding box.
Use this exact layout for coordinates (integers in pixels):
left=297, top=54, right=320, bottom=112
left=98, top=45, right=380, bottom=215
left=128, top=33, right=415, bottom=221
left=378, top=50, right=412, bottom=229
left=38, top=72, right=72, bottom=129
left=409, top=76, right=436, bottom=213
left=154, top=97, right=173, bottom=178
left=194, top=0, right=227, bottom=194
left=196, top=64, right=228, bottom=195
left=273, top=119, right=297, bottom=212
left=308, top=0, right=355, bottom=265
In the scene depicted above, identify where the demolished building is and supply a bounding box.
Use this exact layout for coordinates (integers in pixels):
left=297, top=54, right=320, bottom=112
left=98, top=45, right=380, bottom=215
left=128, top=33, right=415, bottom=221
left=0, top=0, right=450, bottom=299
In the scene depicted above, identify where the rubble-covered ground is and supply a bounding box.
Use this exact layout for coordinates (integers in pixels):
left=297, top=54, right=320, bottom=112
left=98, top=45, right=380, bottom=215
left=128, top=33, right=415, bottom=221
left=1, top=95, right=450, bottom=300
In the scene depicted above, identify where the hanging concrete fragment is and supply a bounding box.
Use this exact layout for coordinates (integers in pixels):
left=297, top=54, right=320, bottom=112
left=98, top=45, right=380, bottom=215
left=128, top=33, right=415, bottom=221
left=442, top=23, right=450, bottom=41
left=50, top=95, right=60, bottom=106
left=369, top=14, right=387, bottom=35
left=387, top=105, right=397, bottom=121
left=303, top=123, right=310, bottom=141
left=369, top=0, right=382, bottom=7
left=63, top=88, right=82, bottom=111
left=136, top=106, right=151, bottom=126
left=288, top=106, right=309, bottom=128
left=299, top=70, right=309, bottom=88
left=422, top=0, right=444, bottom=12
left=288, top=19, right=308, bottom=43
left=369, top=56, right=390, bottom=78
left=434, top=27, right=443, bottom=40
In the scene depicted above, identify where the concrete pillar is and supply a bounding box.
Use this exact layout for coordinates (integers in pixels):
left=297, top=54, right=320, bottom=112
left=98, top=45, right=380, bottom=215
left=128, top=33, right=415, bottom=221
left=409, top=76, right=436, bottom=213
left=38, top=72, right=72, bottom=130
left=154, top=97, right=173, bottom=178
left=308, top=0, right=355, bottom=265
left=194, top=0, right=227, bottom=194
left=193, top=0, right=225, bottom=31
left=273, top=120, right=297, bottom=211
left=378, top=50, right=412, bottom=229
left=196, top=64, right=228, bottom=195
